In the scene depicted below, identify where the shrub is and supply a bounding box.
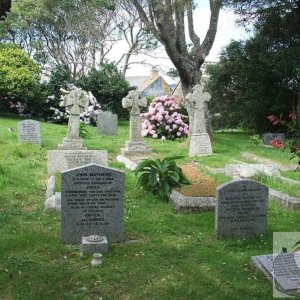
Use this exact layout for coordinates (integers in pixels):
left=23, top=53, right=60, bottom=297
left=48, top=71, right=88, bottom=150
left=76, top=62, right=131, bottom=119
left=135, top=156, right=190, bottom=201
left=141, top=95, right=189, bottom=140
left=0, top=43, right=41, bottom=114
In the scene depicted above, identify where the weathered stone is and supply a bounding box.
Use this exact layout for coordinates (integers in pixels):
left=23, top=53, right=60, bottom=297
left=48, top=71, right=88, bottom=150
left=189, top=133, right=213, bottom=156
left=58, top=87, right=89, bottom=150
left=185, top=84, right=212, bottom=156
left=17, top=120, right=41, bottom=145
left=47, top=150, right=108, bottom=176
left=46, top=175, right=55, bottom=198
left=44, top=192, right=61, bottom=212
left=216, top=179, right=268, bottom=239
left=170, top=189, right=215, bottom=213
left=82, top=235, right=108, bottom=255
left=263, top=132, right=284, bottom=145
left=269, top=188, right=300, bottom=210
left=61, top=164, right=125, bottom=244
left=97, top=111, right=118, bottom=135
left=121, top=90, right=152, bottom=156
left=116, top=155, right=137, bottom=171
left=225, top=163, right=281, bottom=178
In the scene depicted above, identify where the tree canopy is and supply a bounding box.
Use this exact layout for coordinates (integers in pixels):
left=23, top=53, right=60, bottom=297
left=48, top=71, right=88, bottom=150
left=0, top=43, right=40, bottom=112
left=131, top=0, right=222, bottom=94
left=206, top=0, right=300, bottom=132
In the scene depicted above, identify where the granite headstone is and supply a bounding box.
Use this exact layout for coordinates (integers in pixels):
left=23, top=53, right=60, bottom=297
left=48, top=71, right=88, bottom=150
left=216, top=179, right=268, bottom=239
left=97, top=111, right=118, bottom=135
left=18, top=120, right=41, bottom=145
left=61, top=164, right=125, bottom=244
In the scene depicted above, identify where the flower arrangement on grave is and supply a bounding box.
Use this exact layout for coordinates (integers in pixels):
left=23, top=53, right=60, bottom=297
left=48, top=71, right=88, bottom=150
left=267, top=113, right=300, bottom=168
left=140, top=95, right=189, bottom=140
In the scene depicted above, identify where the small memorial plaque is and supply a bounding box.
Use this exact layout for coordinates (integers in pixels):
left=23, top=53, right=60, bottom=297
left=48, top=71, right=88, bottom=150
left=216, top=179, right=268, bottom=239
left=61, top=164, right=125, bottom=244
left=18, top=120, right=41, bottom=145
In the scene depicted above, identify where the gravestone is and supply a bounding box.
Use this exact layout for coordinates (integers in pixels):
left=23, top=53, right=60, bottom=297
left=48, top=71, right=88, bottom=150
left=47, top=150, right=108, bottom=175
left=185, top=84, right=212, bottom=156
left=262, top=132, right=284, bottom=145
left=97, top=111, right=118, bottom=135
left=61, top=164, right=125, bottom=244
left=58, top=87, right=89, bottom=150
left=18, top=120, right=41, bottom=145
left=252, top=253, right=300, bottom=297
left=216, top=179, right=268, bottom=239
left=121, top=90, right=152, bottom=156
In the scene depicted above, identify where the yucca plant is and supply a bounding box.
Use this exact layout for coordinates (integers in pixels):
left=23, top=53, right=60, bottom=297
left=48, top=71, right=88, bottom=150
left=135, top=156, right=191, bottom=201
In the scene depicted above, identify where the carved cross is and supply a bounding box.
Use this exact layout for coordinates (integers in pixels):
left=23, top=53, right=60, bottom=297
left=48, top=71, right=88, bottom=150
left=122, top=90, right=147, bottom=141
left=185, top=84, right=211, bottom=134
left=60, top=88, right=89, bottom=139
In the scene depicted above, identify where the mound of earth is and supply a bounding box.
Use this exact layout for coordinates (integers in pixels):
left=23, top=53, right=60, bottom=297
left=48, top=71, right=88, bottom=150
left=176, top=163, right=218, bottom=197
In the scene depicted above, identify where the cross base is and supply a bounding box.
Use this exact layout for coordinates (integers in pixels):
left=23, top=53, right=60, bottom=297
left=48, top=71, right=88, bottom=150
left=58, top=138, right=86, bottom=150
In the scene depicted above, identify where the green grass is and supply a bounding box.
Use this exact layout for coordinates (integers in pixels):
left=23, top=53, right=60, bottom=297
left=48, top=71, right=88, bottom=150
left=280, top=170, right=300, bottom=182
left=254, top=174, right=300, bottom=198
left=1, top=116, right=300, bottom=299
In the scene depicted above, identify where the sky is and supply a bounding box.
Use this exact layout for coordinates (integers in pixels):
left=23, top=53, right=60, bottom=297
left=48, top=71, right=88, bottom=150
left=107, top=1, right=250, bottom=79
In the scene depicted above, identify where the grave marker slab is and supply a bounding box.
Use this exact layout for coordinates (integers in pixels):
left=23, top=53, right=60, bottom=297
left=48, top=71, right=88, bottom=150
left=252, top=253, right=300, bottom=297
left=97, top=111, right=118, bottom=135
left=216, top=179, right=268, bottom=239
left=18, top=120, right=41, bottom=145
left=47, top=150, right=108, bottom=175
left=61, top=164, right=125, bottom=244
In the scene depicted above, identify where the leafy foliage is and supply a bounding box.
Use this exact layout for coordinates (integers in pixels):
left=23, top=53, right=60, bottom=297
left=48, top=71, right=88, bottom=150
left=0, top=43, right=41, bottom=114
left=135, top=156, right=190, bottom=201
left=76, top=62, right=131, bottom=118
left=268, top=113, right=300, bottom=167
left=205, top=1, right=300, bottom=133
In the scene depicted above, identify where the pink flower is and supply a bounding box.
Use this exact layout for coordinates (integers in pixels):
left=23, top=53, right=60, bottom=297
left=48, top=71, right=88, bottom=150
left=289, top=112, right=297, bottom=121
left=270, top=139, right=284, bottom=149
left=152, top=133, right=158, bottom=138
left=142, top=129, right=149, bottom=136
left=165, top=125, right=170, bottom=130
left=149, top=107, right=156, bottom=115
left=156, top=114, right=163, bottom=122
left=177, top=132, right=182, bottom=136
left=267, top=115, right=279, bottom=125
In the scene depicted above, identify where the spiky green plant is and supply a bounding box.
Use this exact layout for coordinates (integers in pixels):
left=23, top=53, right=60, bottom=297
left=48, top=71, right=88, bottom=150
left=135, top=156, right=190, bottom=201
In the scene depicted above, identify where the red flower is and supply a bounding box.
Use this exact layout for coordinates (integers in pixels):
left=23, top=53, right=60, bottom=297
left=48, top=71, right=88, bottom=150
left=270, top=139, right=285, bottom=149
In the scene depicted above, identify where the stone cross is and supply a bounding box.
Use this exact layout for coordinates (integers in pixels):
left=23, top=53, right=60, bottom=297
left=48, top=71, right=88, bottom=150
left=60, top=88, right=89, bottom=139
left=122, top=90, right=147, bottom=142
left=185, top=84, right=211, bottom=134
left=185, top=84, right=212, bottom=156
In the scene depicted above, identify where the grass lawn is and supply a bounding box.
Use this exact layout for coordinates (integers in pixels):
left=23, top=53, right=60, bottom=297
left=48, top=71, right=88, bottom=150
left=0, top=116, right=300, bottom=299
